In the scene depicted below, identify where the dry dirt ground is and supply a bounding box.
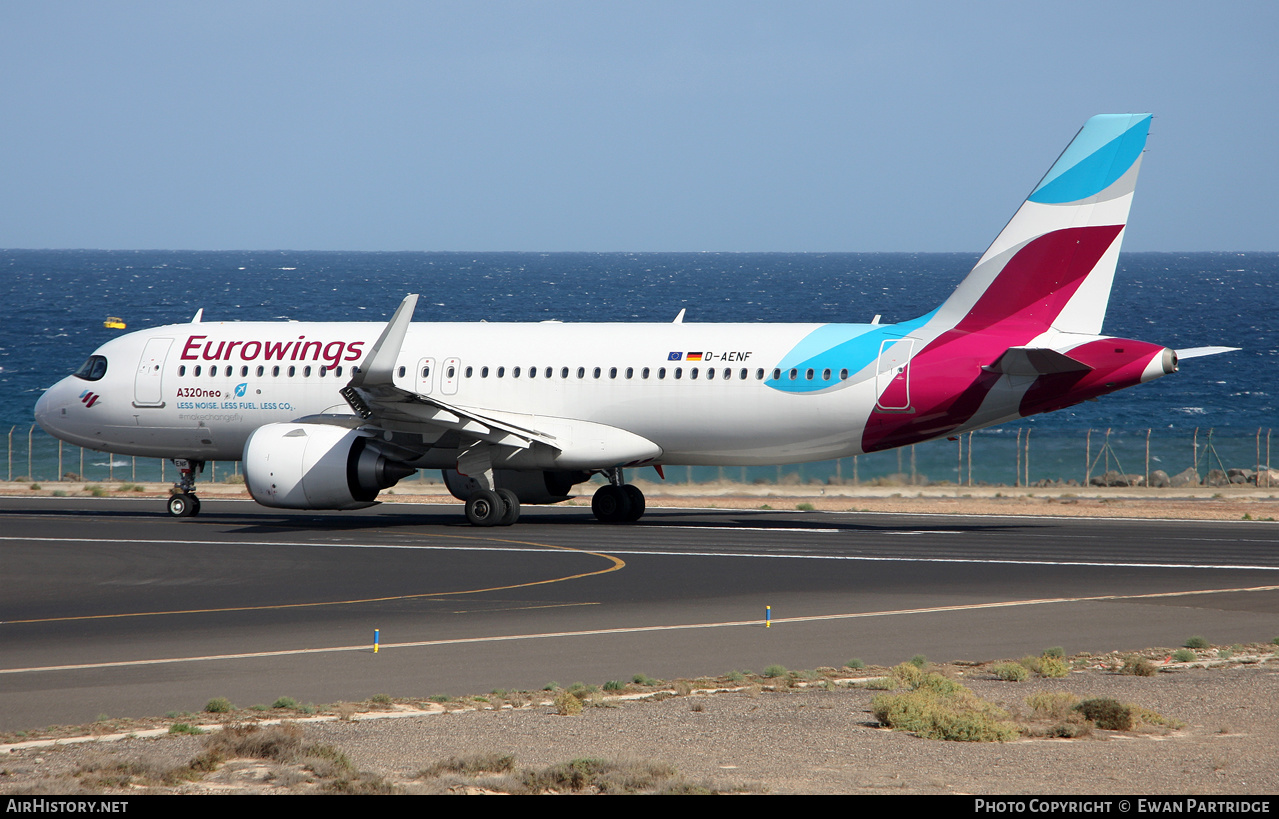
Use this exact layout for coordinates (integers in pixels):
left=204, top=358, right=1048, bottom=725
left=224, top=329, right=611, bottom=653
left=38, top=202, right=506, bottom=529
left=2, top=653, right=1277, bottom=795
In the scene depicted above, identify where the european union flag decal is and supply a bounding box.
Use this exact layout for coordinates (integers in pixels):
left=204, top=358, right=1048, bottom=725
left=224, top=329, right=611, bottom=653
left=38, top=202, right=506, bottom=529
left=667, top=352, right=683, bottom=361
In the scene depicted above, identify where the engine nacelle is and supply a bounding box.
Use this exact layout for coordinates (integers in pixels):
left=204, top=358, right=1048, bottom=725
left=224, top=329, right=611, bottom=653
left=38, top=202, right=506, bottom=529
left=244, top=422, right=416, bottom=510
left=442, top=468, right=591, bottom=505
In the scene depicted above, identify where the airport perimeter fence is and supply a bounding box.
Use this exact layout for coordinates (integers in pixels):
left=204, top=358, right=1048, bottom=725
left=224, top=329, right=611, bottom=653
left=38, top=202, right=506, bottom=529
left=4, top=424, right=1277, bottom=490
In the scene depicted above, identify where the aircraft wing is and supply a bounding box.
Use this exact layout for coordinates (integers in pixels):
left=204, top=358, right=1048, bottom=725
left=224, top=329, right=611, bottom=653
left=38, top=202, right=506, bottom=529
left=337, top=294, right=558, bottom=450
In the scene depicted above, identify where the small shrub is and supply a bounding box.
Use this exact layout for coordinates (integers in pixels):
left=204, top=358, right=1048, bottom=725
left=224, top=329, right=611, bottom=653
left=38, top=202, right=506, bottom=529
left=992, top=662, right=1029, bottom=682
left=845, top=658, right=866, bottom=669
left=725, top=670, right=746, bottom=683
left=795, top=502, right=815, bottom=511
left=872, top=686, right=1018, bottom=742
left=88, top=485, right=106, bottom=497
left=1217, top=648, right=1233, bottom=660
left=1036, top=656, right=1069, bottom=678
left=272, top=696, right=299, bottom=710
left=762, top=664, right=788, bottom=678
left=1026, top=691, right=1081, bottom=721
left=1075, top=698, right=1133, bottom=731
left=204, top=697, right=234, bottom=714
left=1172, top=648, right=1197, bottom=662
left=543, top=681, right=560, bottom=691
left=168, top=723, right=205, bottom=735
left=369, top=693, right=393, bottom=705
left=603, top=680, right=625, bottom=691
left=909, top=654, right=928, bottom=668
left=631, top=673, right=658, bottom=686
left=29, top=483, right=41, bottom=490
left=1043, top=646, right=1065, bottom=658
left=419, top=754, right=516, bottom=778
left=1119, top=656, right=1157, bottom=677
left=553, top=690, right=583, bottom=716
left=1184, top=635, right=1209, bottom=649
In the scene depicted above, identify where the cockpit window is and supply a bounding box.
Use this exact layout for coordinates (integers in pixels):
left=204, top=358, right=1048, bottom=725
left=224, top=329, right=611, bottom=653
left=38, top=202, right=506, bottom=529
left=73, top=355, right=108, bottom=381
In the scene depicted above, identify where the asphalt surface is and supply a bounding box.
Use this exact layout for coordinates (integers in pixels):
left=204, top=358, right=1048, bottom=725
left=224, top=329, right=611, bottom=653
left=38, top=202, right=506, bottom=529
left=2, top=497, right=1277, bottom=732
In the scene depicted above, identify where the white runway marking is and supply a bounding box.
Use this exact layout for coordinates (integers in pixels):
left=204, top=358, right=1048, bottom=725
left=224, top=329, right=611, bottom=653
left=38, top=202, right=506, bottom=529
left=5, top=583, right=1276, bottom=676
left=2, top=535, right=1277, bottom=572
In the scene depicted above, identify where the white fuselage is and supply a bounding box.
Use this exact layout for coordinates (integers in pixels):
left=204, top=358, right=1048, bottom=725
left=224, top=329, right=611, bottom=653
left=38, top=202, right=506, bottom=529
left=35, top=317, right=1011, bottom=468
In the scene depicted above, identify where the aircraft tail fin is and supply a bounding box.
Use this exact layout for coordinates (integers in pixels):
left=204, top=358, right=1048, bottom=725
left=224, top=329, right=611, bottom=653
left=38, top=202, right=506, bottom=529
left=933, top=114, right=1152, bottom=337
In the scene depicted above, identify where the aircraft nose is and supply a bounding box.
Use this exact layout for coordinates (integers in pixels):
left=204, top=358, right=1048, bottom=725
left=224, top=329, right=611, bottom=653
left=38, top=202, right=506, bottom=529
left=34, top=378, right=73, bottom=437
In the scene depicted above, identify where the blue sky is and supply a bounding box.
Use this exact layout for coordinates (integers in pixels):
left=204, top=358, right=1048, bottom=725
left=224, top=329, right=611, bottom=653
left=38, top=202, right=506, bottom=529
left=3, top=2, right=1276, bottom=252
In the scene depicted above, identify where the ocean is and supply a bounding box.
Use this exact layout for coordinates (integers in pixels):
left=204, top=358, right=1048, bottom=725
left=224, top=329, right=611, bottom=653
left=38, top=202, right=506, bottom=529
left=3, top=249, right=1274, bottom=486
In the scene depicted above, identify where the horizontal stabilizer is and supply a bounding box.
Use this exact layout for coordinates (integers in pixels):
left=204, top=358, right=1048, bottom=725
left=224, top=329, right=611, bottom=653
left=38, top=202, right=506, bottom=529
left=984, top=347, right=1093, bottom=377
left=1176, top=346, right=1240, bottom=360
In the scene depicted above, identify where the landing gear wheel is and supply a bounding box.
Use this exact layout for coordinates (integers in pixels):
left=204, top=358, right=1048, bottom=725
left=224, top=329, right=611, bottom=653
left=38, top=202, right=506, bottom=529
left=592, top=484, right=633, bottom=523
left=465, top=489, right=503, bottom=527
left=167, top=493, right=200, bottom=518
left=496, top=488, right=521, bottom=526
left=621, top=484, right=645, bottom=522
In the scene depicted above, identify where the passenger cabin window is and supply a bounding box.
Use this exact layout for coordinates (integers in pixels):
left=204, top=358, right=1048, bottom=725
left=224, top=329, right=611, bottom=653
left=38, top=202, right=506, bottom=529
left=257, top=366, right=265, bottom=377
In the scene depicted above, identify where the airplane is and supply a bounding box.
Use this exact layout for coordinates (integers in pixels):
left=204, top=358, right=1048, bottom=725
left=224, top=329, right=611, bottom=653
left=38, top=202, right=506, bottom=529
left=34, top=114, right=1235, bottom=526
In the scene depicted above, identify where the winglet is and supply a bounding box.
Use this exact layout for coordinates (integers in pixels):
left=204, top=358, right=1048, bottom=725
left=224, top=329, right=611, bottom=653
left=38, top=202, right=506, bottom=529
left=349, top=294, right=419, bottom=388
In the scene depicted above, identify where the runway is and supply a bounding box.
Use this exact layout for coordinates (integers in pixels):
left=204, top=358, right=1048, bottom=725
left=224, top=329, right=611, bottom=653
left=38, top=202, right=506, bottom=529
left=2, top=496, right=1277, bottom=732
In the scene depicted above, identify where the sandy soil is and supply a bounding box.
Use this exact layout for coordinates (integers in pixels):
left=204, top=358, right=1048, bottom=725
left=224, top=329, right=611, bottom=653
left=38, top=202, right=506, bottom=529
left=2, top=653, right=1276, bottom=795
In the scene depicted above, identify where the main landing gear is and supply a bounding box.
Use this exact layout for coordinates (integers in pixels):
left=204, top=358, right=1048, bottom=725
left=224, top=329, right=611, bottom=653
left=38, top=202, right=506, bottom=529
left=591, top=469, right=645, bottom=523
left=464, top=487, right=520, bottom=527
left=167, top=458, right=203, bottom=518
left=459, top=467, right=647, bottom=526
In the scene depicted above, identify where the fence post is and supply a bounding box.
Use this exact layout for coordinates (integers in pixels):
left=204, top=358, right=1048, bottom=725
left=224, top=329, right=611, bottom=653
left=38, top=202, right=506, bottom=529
left=1085, top=429, right=1092, bottom=486
left=1146, top=428, right=1151, bottom=488
left=967, top=431, right=973, bottom=486
left=58, top=440, right=63, bottom=481
left=1025, top=428, right=1031, bottom=487
left=910, top=445, right=916, bottom=485
left=7, top=426, right=13, bottom=482
left=1012, top=429, right=1023, bottom=486
left=28, top=424, right=34, bottom=482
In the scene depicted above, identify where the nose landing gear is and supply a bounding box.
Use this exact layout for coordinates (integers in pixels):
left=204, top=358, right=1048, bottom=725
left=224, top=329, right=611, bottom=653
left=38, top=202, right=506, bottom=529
left=167, top=458, right=203, bottom=517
